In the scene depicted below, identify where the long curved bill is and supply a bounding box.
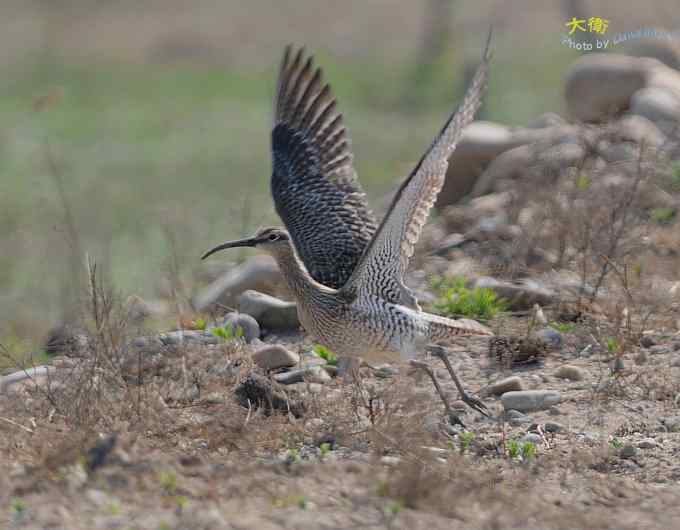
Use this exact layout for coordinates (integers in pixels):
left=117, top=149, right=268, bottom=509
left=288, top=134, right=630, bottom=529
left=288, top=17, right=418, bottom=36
left=201, top=237, right=257, bottom=260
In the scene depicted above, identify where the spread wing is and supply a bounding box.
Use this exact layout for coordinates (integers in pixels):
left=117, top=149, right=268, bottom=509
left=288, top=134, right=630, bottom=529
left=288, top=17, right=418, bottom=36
left=271, top=46, right=378, bottom=289
left=341, top=33, right=492, bottom=308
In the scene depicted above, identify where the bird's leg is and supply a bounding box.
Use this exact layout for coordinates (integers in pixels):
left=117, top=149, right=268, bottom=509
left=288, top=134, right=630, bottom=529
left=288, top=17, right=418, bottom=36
left=409, top=359, right=455, bottom=419
left=428, top=345, right=490, bottom=418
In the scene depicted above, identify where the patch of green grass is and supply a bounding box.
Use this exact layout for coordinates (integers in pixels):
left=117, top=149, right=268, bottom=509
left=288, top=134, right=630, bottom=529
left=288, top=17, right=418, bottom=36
left=313, top=344, right=337, bottom=366
left=431, top=276, right=507, bottom=321
left=211, top=322, right=244, bottom=342
left=650, top=207, right=676, bottom=225
left=158, top=470, right=177, bottom=495
left=458, top=431, right=475, bottom=453
left=550, top=321, right=574, bottom=333
left=575, top=173, right=591, bottom=191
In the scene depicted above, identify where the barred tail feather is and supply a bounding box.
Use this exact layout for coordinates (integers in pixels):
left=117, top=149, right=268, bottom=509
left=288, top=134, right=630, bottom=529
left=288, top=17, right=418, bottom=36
left=425, top=312, right=493, bottom=342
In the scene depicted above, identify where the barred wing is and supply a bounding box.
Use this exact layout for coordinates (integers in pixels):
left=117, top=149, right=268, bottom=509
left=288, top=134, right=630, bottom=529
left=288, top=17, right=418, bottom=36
left=341, top=34, right=492, bottom=307
left=271, top=46, right=378, bottom=289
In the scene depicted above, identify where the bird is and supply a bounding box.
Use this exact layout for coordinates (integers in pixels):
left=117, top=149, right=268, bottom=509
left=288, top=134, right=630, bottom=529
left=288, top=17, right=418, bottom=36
left=203, top=34, right=494, bottom=418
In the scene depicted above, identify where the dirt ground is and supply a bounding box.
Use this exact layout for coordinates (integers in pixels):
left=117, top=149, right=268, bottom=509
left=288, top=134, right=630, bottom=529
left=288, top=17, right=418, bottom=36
left=2, top=312, right=680, bottom=530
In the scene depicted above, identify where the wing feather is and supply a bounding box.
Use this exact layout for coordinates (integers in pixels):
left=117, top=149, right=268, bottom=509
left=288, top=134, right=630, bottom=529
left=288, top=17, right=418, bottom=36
left=271, top=46, right=378, bottom=289
left=341, top=33, right=492, bottom=308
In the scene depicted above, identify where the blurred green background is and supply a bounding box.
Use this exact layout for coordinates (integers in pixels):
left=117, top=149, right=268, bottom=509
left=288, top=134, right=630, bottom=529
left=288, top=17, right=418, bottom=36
left=1, top=0, right=678, bottom=348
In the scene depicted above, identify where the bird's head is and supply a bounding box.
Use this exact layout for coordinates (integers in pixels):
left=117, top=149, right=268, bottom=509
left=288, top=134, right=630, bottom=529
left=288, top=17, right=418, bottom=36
left=201, top=227, right=291, bottom=260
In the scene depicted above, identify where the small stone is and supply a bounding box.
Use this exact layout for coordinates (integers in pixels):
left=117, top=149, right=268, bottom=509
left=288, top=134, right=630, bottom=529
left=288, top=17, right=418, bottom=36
left=204, top=392, right=226, bottom=404
left=640, top=335, right=656, bottom=348
left=273, top=366, right=332, bottom=385
left=649, top=345, right=669, bottom=355
left=544, top=422, right=564, bottom=433
left=238, top=290, right=300, bottom=331
left=535, top=328, right=562, bottom=349
left=521, top=433, right=542, bottom=445
left=483, top=376, right=524, bottom=397
left=501, top=390, right=561, bottom=412
left=637, top=437, right=657, bottom=449
left=619, top=444, right=637, bottom=459
left=504, top=409, right=532, bottom=425
left=547, top=406, right=561, bottom=416
left=251, top=345, right=300, bottom=370
left=222, top=312, right=261, bottom=343
left=554, top=365, right=585, bottom=381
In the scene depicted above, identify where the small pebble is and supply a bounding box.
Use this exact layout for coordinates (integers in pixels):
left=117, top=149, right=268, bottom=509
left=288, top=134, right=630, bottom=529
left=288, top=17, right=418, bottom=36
left=521, top=433, right=542, bottom=445
left=637, top=437, right=658, bottom=449
left=554, top=364, right=585, bottom=381
left=619, top=444, right=637, bottom=459
left=483, top=376, right=524, bottom=397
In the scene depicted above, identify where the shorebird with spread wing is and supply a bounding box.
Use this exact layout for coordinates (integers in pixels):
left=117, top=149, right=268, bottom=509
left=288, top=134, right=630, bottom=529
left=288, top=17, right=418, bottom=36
left=203, top=35, right=494, bottom=417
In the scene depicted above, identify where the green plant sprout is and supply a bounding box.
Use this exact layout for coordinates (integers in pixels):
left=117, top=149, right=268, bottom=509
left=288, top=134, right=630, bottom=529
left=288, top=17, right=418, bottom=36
left=313, top=344, right=337, bottom=366
left=211, top=321, right=244, bottom=341
left=431, top=276, right=507, bottom=321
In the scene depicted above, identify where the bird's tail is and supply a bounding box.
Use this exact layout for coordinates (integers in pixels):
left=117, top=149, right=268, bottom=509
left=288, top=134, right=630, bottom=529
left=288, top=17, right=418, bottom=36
left=425, top=312, right=493, bottom=342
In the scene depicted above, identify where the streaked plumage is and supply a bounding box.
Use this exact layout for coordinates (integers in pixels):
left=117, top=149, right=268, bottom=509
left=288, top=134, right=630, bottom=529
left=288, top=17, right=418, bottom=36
left=271, top=47, right=377, bottom=289
left=203, top=34, right=494, bottom=415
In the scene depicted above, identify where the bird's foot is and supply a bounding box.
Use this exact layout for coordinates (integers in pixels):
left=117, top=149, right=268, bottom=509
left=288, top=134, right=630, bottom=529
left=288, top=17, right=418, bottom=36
left=459, top=391, right=490, bottom=418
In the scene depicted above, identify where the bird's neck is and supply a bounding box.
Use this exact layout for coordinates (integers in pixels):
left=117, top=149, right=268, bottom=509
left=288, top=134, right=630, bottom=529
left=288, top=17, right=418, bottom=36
left=270, top=243, right=335, bottom=300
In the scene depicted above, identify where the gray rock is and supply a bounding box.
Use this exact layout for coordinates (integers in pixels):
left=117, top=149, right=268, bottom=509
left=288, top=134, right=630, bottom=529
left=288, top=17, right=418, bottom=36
left=619, top=444, right=637, bottom=459
left=472, top=277, right=555, bottom=311
left=614, top=114, right=667, bottom=148
left=630, top=86, right=680, bottom=126
left=251, top=345, right=300, bottom=370
left=520, top=433, right=542, bottom=446
left=483, top=376, right=524, bottom=397
left=501, top=390, right=561, bottom=412
left=273, top=366, right=332, bottom=385
left=640, top=335, right=656, bottom=348
left=564, top=54, right=648, bottom=122
left=526, top=112, right=567, bottom=129
left=536, top=328, right=562, bottom=349
left=158, top=330, right=220, bottom=346
left=238, top=290, right=300, bottom=331
left=0, top=365, right=57, bottom=394
left=221, top=312, right=261, bottom=343
left=648, top=345, right=670, bottom=355
left=504, top=409, right=533, bottom=425
left=554, top=364, right=585, bottom=381
left=194, top=255, right=282, bottom=311
left=544, top=421, right=564, bottom=433
left=637, top=437, right=658, bottom=449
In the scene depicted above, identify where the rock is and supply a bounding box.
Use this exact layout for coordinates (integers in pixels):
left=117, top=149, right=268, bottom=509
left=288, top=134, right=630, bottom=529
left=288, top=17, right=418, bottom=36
left=158, top=329, right=220, bottom=346
left=648, top=345, right=669, bottom=355
left=535, top=327, right=562, bottom=349
left=548, top=406, right=561, bottom=416
left=625, top=37, right=680, bottom=70
left=251, top=345, right=299, bottom=370
left=238, top=290, right=300, bottom=331
left=501, top=390, right=561, bottom=412
left=637, top=437, right=658, bottom=449
left=640, top=335, right=657, bottom=348
left=470, top=144, right=534, bottom=197
left=273, top=366, right=332, bottom=385
left=124, top=295, right=170, bottom=323
left=221, top=312, right=261, bottom=343
left=483, top=376, right=524, bottom=397
left=520, top=433, right=542, bottom=446
left=526, top=112, right=567, bottom=129
left=544, top=421, right=564, bottom=433
left=619, top=444, right=637, bottom=459
left=554, top=365, right=585, bottom=381
left=194, top=255, right=282, bottom=311
left=504, top=409, right=532, bottom=425
left=564, top=54, right=648, bottom=122
left=0, top=365, right=57, bottom=394
left=438, top=122, right=529, bottom=206
left=630, top=87, right=680, bottom=127
left=472, top=277, right=556, bottom=311
left=614, top=114, right=667, bottom=148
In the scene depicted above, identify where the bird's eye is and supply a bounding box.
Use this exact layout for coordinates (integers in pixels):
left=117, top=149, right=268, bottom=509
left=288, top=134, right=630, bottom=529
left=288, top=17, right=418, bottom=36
left=268, top=233, right=279, bottom=241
